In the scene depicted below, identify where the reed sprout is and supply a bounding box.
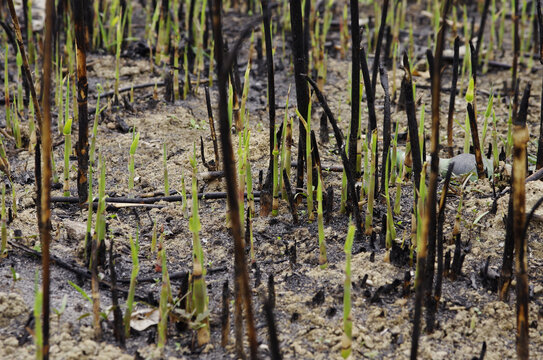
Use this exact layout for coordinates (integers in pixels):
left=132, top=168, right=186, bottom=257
left=124, top=232, right=140, bottom=338
left=158, top=242, right=170, bottom=348
left=0, top=185, right=6, bottom=257
left=341, top=223, right=356, bottom=359
left=365, top=130, right=377, bottom=234
left=189, top=150, right=210, bottom=345
left=128, top=131, right=140, bottom=192
left=63, top=117, right=73, bottom=196
left=317, top=172, right=327, bottom=269
left=163, top=143, right=169, bottom=196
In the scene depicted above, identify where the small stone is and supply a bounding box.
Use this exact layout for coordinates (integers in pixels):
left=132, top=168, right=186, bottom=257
left=534, top=285, right=543, bottom=295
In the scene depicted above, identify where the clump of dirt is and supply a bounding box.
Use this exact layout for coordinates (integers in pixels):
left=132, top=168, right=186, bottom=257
left=0, top=292, right=27, bottom=327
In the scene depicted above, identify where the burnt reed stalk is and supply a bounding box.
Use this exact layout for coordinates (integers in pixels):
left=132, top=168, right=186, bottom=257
left=432, top=163, right=454, bottom=314
left=305, top=75, right=363, bottom=238
left=264, top=296, right=282, bottom=360
left=401, top=53, right=422, bottom=193
left=467, top=103, right=486, bottom=179
left=205, top=86, right=220, bottom=170
left=5, top=0, right=43, bottom=229
left=499, top=191, right=514, bottom=300
left=371, top=0, right=388, bottom=96
left=289, top=0, right=309, bottom=192
left=538, top=0, right=543, bottom=64
left=109, top=240, right=125, bottom=347
left=513, top=84, right=531, bottom=360
left=537, top=79, right=543, bottom=170
left=41, top=0, right=55, bottom=355
left=412, top=1, right=451, bottom=356
left=512, top=0, right=520, bottom=101
left=447, top=37, right=460, bottom=158
left=348, top=0, right=360, bottom=173
left=360, top=48, right=379, bottom=196
left=379, top=65, right=391, bottom=194
left=261, top=0, right=275, bottom=186
left=74, top=0, right=89, bottom=204
left=210, top=0, right=257, bottom=357
left=474, top=0, right=491, bottom=64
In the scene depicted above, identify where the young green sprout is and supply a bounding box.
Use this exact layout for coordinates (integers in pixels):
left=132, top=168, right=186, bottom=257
left=317, top=172, right=328, bottom=269
left=163, top=143, right=169, bottom=196
left=157, top=243, right=170, bottom=348
left=189, top=149, right=210, bottom=346
left=296, top=101, right=314, bottom=222
left=340, top=116, right=350, bottom=214
left=128, top=131, right=140, bottom=192
left=365, top=129, right=378, bottom=234
left=272, top=123, right=280, bottom=216
left=124, top=232, right=140, bottom=338
left=385, top=152, right=396, bottom=250
left=0, top=185, right=6, bottom=257
left=114, top=10, right=123, bottom=103
left=181, top=171, right=188, bottom=217
left=34, top=271, right=44, bottom=359
left=63, top=117, right=73, bottom=196
left=341, top=222, right=356, bottom=359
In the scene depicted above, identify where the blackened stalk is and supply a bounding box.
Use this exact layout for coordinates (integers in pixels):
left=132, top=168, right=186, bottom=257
left=412, top=1, right=451, bottom=356
left=289, top=0, right=309, bottom=192
left=474, top=0, right=491, bottom=65
left=538, top=0, right=543, bottom=64
left=221, top=281, right=230, bottom=347
left=5, top=0, right=44, bottom=223
left=434, top=163, right=453, bottom=303
left=537, top=78, right=543, bottom=170
left=467, top=103, right=486, bottom=178
left=264, top=296, right=282, bottom=360
left=109, top=239, right=125, bottom=347
left=371, top=0, right=389, bottom=96
left=41, top=0, right=55, bottom=355
left=210, top=0, right=258, bottom=358
left=282, top=168, right=298, bottom=223
left=379, top=65, right=391, bottom=194
left=401, top=53, right=422, bottom=192
left=305, top=75, right=363, bottom=238
left=360, top=48, right=377, bottom=138
left=261, top=0, right=275, bottom=183
left=447, top=37, right=460, bottom=157
left=361, top=47, right=378, bottom=194
left=348, top=0, right=360, bottom=173
left=74, top=0, right=89, bottom=205
left=512, top=0, right=520, bottom=102
left=513, top=84, right=530, bottom=360
left=499, top=191, right=514, bottom=301
left=205, top=86, right=220, bottom=170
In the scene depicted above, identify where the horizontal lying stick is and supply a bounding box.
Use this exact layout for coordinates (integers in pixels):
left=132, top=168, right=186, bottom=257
left=201, top=162, right=344, bottom=181
left=51, top=191, right=265, bottom=204
left=8, top=239, right=227, bottom=303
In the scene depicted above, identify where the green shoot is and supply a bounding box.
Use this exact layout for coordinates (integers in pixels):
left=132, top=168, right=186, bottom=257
left=365, top=129, right=377, bottom=234
left=341, top=222, right=356, bottom=359
left=34, top=271, right=44, bottom=359
left=385, top=151, right=396, bottom=250
left=189, top=149, right=210, bottom=346
left=272, top=123, right=280, bottom=216
left=124, top=233, right=140, bottom=338
left=128, top=131, right=140, bottom=192
left=1, top=184, right=6, bottom=257
left=163, top=143, right=169, bottom=196
left=157, top=244, right=170, bottom=348
left=63, top=117, right=73, bottom=196
left=317, top=172, right=327, bottom=269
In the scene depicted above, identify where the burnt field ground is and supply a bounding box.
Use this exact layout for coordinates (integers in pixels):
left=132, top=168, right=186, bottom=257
left=1, top=0, right=543, bottom=359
